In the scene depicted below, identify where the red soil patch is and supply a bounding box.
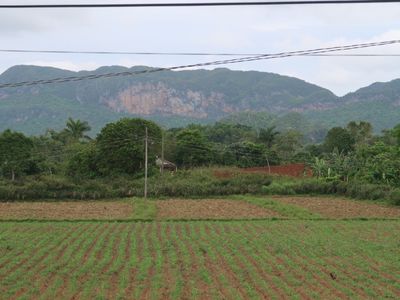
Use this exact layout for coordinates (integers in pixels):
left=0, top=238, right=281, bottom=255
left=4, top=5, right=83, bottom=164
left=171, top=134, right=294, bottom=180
left=156, top=199, right=280, bottom=220
left=0, top=201, right=132, bottom=220
left=272, top=196, right=400, bottom=219
left=244, top=163, right=312, bottom=177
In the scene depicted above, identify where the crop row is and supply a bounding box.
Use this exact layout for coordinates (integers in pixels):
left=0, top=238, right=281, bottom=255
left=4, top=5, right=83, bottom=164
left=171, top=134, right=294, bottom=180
left=0, top=221, right=399, bottom=299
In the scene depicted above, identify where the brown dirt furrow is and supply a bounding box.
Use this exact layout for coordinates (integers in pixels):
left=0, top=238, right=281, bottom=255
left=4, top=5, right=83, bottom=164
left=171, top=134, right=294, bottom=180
left=108, top=223, right=135, bottom=300
left=332, top=256, right=400, bottom=298
left=359, top=255, right=400, bottom=285
left=0, top=232, right=43, bottom=271
left=156, top=199, right=280, bottom=220
left=124, top=223, right=145, bottom=299
left=279, top=252, right=348, bottom=300
left=241, top=223, right=346, bottom=300
left=323, top=256, right=390, bottom=299
left=139, top=223, right=157, bottom=300
left=156, top=223, right=174, bottom=300
left=238, top=247, right=288, bottom=300
left=93, top=223, right=126, bottom=299
left=100, top=224, right=126, bottom=275
left=8, top=225, right=86, bottom=300
left=299, top=255, right=358, bottom=299
left=269, top=224, right=353, bottom=299
left=167, top=224, right=191, bottom=300
left=72, top=223, right=120, bottom=300
left=227, top=225, right=290, bottom=299
left=203, top=224, right=249, bottom=300
left=267, top=253, right=311, bottom=299
left=54, top=223, right=111, bottom=299
left=0, top=226, right=76, bottom=281
left=272, top=196, right=400, bottom=219
left=183, top=223, right=215, bottom=300
left=192, top=225, right=235, bottom=300
left=215, top=224, right=272, bottom=300
left=0, top=201, right=133, bottom=220
left=39, top=224, right=101, bottom=299
left=285, top=223, right=400, bottom=298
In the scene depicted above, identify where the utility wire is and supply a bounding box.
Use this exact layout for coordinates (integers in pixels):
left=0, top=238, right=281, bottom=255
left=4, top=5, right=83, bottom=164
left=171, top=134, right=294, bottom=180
left=0, top=39, right=398, bottom=89
left=1, top=1, right=399, bottom=8
left=1, top=49, right=400, bottom=57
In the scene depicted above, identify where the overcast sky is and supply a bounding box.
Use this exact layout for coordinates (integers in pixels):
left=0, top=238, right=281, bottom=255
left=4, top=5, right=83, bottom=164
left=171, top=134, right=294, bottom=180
left=0, top=0, right=400, bottom=96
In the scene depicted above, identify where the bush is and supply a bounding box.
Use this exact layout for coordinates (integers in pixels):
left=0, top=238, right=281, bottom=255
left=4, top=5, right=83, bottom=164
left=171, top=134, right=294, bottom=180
left=0, top=168, right=273, bottom=201
left=262, top=177, right=399, bottom=205
left=389, top=189, right=400, bottom=205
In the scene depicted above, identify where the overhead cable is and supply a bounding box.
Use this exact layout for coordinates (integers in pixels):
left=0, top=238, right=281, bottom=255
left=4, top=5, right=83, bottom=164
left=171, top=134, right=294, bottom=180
left=1, top=1, right=400, bottom=8
left=0, top=39, right=399, bottom=89
left=1, top=49, right=400, bottom=57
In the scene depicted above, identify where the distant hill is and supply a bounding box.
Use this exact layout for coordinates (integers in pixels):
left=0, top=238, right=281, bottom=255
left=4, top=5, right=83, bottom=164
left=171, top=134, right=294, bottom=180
left=0, top=64, right=399, bottom=136
left=305, top=79, right=400, bottom=132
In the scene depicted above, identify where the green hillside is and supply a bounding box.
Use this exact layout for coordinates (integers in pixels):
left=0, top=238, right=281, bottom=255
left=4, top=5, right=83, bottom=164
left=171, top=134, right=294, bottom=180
left=0, top=64, right=399, bottom=136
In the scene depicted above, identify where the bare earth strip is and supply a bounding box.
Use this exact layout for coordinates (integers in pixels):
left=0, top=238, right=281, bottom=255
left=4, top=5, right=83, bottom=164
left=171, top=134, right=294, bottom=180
left=156, top=199, right=281, bottom=220
left=272, top=196, right=400, bottom=219
left=0, top=201, right=133, bottom=220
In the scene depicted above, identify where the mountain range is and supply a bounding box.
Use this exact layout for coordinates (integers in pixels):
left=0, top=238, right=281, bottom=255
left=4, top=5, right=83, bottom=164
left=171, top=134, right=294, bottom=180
left=0, top=65, right=399, bottom=137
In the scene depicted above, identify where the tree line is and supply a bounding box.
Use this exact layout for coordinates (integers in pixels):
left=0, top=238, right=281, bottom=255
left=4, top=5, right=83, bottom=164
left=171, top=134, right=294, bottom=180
left=1, top=117, right=400, bottom=188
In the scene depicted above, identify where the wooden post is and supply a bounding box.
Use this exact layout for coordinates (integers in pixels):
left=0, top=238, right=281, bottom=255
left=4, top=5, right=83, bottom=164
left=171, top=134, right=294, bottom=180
left=161, top=130, right=164, bottom=175
left=144, top=127, right=148, bottom=199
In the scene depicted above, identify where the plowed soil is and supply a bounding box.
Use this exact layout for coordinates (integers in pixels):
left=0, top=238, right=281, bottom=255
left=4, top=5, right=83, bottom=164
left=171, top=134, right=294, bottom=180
left=0, top=201, right=133, bottom=220
left=156, top=199, right=281, bottom=219
left=272, top=196, right=400, bottom=219
left=244, top=163, right=312, bottom=177
left=214, top=163, right=312, bottom=178
left=1, top=221, right=399, bottom=299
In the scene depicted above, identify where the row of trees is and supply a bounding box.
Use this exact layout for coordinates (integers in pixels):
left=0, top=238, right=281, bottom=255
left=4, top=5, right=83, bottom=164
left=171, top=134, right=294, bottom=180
left=1, top=117, right=400, bottom=188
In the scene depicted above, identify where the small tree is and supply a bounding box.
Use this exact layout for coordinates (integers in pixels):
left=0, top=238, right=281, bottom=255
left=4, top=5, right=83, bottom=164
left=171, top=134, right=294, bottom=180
left=0, top=130, right=33, bottom=180
left=323, top=127, right=355, bottom=154
left=96, top=118, right=162, bottom=175
left=175, top=129, right=211, bottom=167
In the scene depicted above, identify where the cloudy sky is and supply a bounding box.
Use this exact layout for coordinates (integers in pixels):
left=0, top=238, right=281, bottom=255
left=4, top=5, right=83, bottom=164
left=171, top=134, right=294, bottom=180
left=0, top=0, right=400, bottom=96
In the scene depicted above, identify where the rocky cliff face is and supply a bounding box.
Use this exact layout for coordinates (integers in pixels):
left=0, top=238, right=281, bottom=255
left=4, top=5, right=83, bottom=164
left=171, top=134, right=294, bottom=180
left=105, top=82, right=233, bottom=118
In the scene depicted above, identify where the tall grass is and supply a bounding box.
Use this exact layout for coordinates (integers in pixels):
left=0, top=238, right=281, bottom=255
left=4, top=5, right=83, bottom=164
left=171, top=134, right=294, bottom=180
left=0, top=168, right=272, bottom=201
left=262, top=177, right=400, bottom=205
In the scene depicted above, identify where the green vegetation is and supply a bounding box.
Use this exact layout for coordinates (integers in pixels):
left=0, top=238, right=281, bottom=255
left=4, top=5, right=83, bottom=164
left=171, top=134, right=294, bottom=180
left=131, top=198, right=157, bottom=220
left=0, top=220, right=399, bottom=299
left=2, top=65, right=400, bottom=136
left=0, top=169, right=273, bottom=201
left=233, top=195, right=321, bottom=219
left=1, top=115, right=400, bottom=205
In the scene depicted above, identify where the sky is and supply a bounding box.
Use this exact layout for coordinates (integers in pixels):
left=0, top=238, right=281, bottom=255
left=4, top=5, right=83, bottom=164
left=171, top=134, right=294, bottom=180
left=0, top=1, right=400, bottom=96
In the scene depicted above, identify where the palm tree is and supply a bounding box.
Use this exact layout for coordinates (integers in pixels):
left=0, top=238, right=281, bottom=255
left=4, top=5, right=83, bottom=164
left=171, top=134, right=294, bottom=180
left=259, top=126, right=280, bottom=148
left=64, top=118, right=91, bottom=140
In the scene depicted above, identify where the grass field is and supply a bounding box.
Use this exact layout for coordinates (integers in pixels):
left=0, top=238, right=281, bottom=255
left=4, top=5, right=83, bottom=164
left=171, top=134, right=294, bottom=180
left=0, top=197, right=399, bottom=299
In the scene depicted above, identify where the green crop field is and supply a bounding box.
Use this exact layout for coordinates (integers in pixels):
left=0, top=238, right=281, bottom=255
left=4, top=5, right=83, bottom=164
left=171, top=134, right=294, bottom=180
left=0, top=220, right=399, bottom=299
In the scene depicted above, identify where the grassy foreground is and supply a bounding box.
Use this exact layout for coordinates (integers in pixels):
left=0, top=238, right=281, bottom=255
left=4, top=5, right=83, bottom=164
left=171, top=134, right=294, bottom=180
left=0, top=220, right=399, bottom=299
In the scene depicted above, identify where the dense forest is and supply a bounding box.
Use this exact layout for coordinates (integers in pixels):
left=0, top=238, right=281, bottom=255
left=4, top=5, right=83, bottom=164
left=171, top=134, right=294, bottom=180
left=1, top=116, right=400, bottom=204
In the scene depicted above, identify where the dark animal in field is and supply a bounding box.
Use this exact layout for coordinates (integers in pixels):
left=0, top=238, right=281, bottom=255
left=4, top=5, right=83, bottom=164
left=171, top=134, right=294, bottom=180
left=329, top=272, right=337, bottom=280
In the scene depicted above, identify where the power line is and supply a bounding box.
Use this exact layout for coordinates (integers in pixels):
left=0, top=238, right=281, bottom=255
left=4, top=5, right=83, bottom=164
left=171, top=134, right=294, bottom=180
left=1, top=48, right=400, bottom=57
left=0, top=39, right=398, bottom=89
left=1, top=1, right=399, bottom=8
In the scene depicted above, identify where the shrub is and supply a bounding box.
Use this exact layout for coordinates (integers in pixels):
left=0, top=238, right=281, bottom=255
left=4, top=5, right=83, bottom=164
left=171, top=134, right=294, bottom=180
left=0, top=168, right=273, bottom=201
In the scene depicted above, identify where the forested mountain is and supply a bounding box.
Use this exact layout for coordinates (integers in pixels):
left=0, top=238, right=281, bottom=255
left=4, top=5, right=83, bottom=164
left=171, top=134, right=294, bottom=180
left=0, top=64, right=399, bottom=135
